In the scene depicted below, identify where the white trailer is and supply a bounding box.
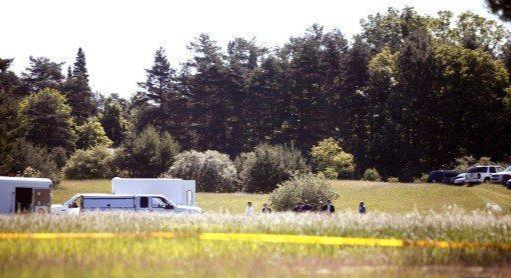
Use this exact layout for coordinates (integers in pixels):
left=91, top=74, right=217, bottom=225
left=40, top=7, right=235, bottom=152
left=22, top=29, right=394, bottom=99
left=0, top=176, right=52, bottom=214
left=112, top=177, right=196, bottom=206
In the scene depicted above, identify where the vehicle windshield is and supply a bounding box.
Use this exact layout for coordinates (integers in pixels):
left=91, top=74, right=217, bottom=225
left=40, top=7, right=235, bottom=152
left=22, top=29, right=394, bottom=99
left=504, top=166, right=511, bottom=172
left=63, top=194, right=81, bottom=205
left=468, top=167, right=486, bottom=173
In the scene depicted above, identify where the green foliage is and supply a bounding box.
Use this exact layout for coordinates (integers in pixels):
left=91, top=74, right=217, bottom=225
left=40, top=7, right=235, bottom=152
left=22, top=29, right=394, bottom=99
left=3, top=139, right=61, bottom=184
left=63, top=146, right=115, bottom=180
left=76, top=117, right=112, bottom=149
left=239, top=144, right=310, bottom=193
left=452, top=156, right=500, bottom=172
left=115, top=126, right=180, bottom=178
left=100, top=96, right=128, bottom=146
left=166, top=150, right=238, bottom=192
left=17, top=88, right=77, bottom=152
left=387, top=177, right=399, bottom=183
left=269, top=174, right=339, bottom=211
left=311, top=138, right=355, bottom=179
left=363, top=168, right=381, bottom=181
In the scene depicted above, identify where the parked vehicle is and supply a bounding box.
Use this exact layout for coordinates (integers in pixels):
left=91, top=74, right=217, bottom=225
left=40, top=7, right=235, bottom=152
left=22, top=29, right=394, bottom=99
left=490, top=166, right=511, bottom=185
left=441, top=172, right=461, bottom=184
left=453, top=173, right=467, bottom=185
left=427, top=170, right=458, bottom=183
left=51, top=193, right=203, bottom=214
left=465, top=166, right=504, bottom=184
left=112, top=178, right=196, bottom=206
left=0, top=176, right=52, bottom=214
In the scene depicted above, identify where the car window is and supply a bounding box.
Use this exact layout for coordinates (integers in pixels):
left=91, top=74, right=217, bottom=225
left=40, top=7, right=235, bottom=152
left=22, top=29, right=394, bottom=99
left=497, top=167, right=505, bottom=172
left=490, top=167, right=496, bottom=173
left=468, top=167, right=486, bottom=173
left=151, top=197, right=167, bottom=208
left=505, top=166, right=511, bottom=172
left=140, top=197, right=149, bottom=208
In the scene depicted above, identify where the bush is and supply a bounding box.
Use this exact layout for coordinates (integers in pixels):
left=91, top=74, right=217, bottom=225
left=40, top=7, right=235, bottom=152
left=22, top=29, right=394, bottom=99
left=63, top=146, right=115, bottom=179
left=269, top=174, right=339, bottom=211
left=452, top=155, right=500, bottom=172
left=387, top=177, right=399, bottom=183
left=239, top=144, right=310, bottom=193
left=4, top=139, right=62, bottom=184
left=166, top=150, right=238, bottom=192
left=310, top=138, right=355, bottom=179
left=363, top=168, right=381, bottom=181
left=115, top=126, right=180, bottom=177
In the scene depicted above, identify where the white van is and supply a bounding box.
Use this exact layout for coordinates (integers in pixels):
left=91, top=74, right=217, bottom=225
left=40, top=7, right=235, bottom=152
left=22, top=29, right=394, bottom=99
left=51, top=193, right=203, bottom=214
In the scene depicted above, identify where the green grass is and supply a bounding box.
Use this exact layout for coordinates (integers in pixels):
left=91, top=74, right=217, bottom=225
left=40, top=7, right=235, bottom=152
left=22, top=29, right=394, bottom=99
left=54, top=179, right=511, bottom=214
left=1, top=211, right=511, bottom=277
left=5, top=179, right=508, bottom=277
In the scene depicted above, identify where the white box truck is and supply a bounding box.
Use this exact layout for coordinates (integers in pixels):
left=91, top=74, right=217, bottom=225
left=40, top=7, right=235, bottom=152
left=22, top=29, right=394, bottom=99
left=112, top=178, right=196, bottom=206
left=0, top=176, right=52, bottom=214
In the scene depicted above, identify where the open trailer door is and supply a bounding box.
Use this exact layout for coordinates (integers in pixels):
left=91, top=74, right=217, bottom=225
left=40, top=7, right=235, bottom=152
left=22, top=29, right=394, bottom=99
left=33, top=188, right=51, bottom=213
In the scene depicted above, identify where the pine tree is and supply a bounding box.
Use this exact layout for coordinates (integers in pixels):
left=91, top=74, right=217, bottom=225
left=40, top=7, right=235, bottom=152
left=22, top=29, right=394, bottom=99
left=62, top=48, right=95, bottom=124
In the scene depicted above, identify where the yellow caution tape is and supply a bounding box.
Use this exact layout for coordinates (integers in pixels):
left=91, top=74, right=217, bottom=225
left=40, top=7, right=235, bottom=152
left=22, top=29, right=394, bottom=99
left=0, top=232, right=510, bottom=250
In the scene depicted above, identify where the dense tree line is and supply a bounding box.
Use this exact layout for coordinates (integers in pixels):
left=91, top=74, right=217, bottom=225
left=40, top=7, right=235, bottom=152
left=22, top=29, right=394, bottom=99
left=1, top=8, right=511, bottom=183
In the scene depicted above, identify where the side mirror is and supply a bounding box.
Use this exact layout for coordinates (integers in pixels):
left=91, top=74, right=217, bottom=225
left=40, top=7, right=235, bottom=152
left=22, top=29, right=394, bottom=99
left=165, top=204, right=174, bottom=210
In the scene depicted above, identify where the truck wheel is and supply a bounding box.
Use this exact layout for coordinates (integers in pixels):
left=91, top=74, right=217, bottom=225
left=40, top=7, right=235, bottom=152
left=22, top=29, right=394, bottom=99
left=484, top=177, right=490, bottom=183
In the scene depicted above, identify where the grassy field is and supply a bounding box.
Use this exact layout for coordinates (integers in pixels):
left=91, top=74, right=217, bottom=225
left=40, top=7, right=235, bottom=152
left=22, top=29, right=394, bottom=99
left=2, top=179, right=510, bottom=277
left=54, top=179, right=511, bottom=214
left=1, top=211, right=511, bottom=277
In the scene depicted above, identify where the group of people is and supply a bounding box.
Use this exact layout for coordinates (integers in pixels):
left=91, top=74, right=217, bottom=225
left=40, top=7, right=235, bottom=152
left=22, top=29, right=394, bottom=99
left=245, top=200, right=367, bottom=214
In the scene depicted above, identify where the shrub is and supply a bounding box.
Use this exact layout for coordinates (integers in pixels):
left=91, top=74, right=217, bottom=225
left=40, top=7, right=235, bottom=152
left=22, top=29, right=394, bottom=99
left=363, top=168, right=381, bottom=181
left=269, top=174, right=338, bottom=211
left=4, top=139, right=62, bottom=184
left=239, top=144, right=310, bottom=193
left=387, top=177, right=399, bottom=183
left=22, top=167, right=43, bottom=178
left=115, top=126, right=180, bottom=177
left=166, top=150, right=238, bottom=192
left=452, top=155, right=500, bottom=172
left=310, top=138, right=355, bottom=179
left=414, top=173, right=429, bottom=183
left=63, top=146, right=115, bottom=179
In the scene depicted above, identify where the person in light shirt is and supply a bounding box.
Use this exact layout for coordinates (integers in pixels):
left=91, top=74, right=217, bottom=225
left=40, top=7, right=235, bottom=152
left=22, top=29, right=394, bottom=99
left=321, top=199, right=335, bottom=213
left=245, top=201, right=254, bottom=214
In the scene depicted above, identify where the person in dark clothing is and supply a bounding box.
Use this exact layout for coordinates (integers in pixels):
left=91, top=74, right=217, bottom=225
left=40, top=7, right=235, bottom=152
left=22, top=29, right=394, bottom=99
left=358, top=201, right=366, bottom=214
left=292, top=202, right=303, bottom=212
left=301, top=200, right=313, bottom=211
left=261, top=203, right=272, bottom=213
left=321, top=199, right=335, bottom=213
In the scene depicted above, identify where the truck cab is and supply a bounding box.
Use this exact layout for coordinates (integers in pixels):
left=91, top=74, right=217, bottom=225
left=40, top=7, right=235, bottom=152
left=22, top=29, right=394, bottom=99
left=51, top=193, right=203, bottom=214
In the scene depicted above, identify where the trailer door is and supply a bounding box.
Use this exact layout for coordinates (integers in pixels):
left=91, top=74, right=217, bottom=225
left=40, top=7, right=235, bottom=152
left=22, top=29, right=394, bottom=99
left=33, top=188, right=51, bottom=213
left=14, top=187, right=33, bottom=213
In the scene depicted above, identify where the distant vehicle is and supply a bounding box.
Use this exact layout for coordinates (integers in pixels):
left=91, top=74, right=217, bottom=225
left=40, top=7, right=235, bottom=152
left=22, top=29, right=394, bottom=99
left=453, top=173, right=467, bottom=185
left=427, top=170, right=458, bottom=183
left=51, top=193, right=203, bottom=214
left=441, top=172, right=461, bottom=184
left=112, top=178, right=196, bottom=206
left=490, top=166, right=511, bottom=184
left=465, top=166, right=504, bottom=184
left=0, top=176, right=52, bottom=214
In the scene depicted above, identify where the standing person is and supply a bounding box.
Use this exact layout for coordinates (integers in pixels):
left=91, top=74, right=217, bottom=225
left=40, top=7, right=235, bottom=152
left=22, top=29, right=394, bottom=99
left=321, top=199, right=335, bottom=213
left=245, top=202, right=254, bottom=215
left=358, top=201, right=366, bottom=214
left=261, top=203, right=272, bottom=213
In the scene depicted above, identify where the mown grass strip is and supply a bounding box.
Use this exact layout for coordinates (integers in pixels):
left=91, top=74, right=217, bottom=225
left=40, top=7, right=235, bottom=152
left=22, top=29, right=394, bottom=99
left=1, top=232, right=510, bottom=251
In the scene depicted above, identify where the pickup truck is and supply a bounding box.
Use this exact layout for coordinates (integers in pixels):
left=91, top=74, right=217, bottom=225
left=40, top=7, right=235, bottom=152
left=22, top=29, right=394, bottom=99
left=51, top=193, right=203, bottom=214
